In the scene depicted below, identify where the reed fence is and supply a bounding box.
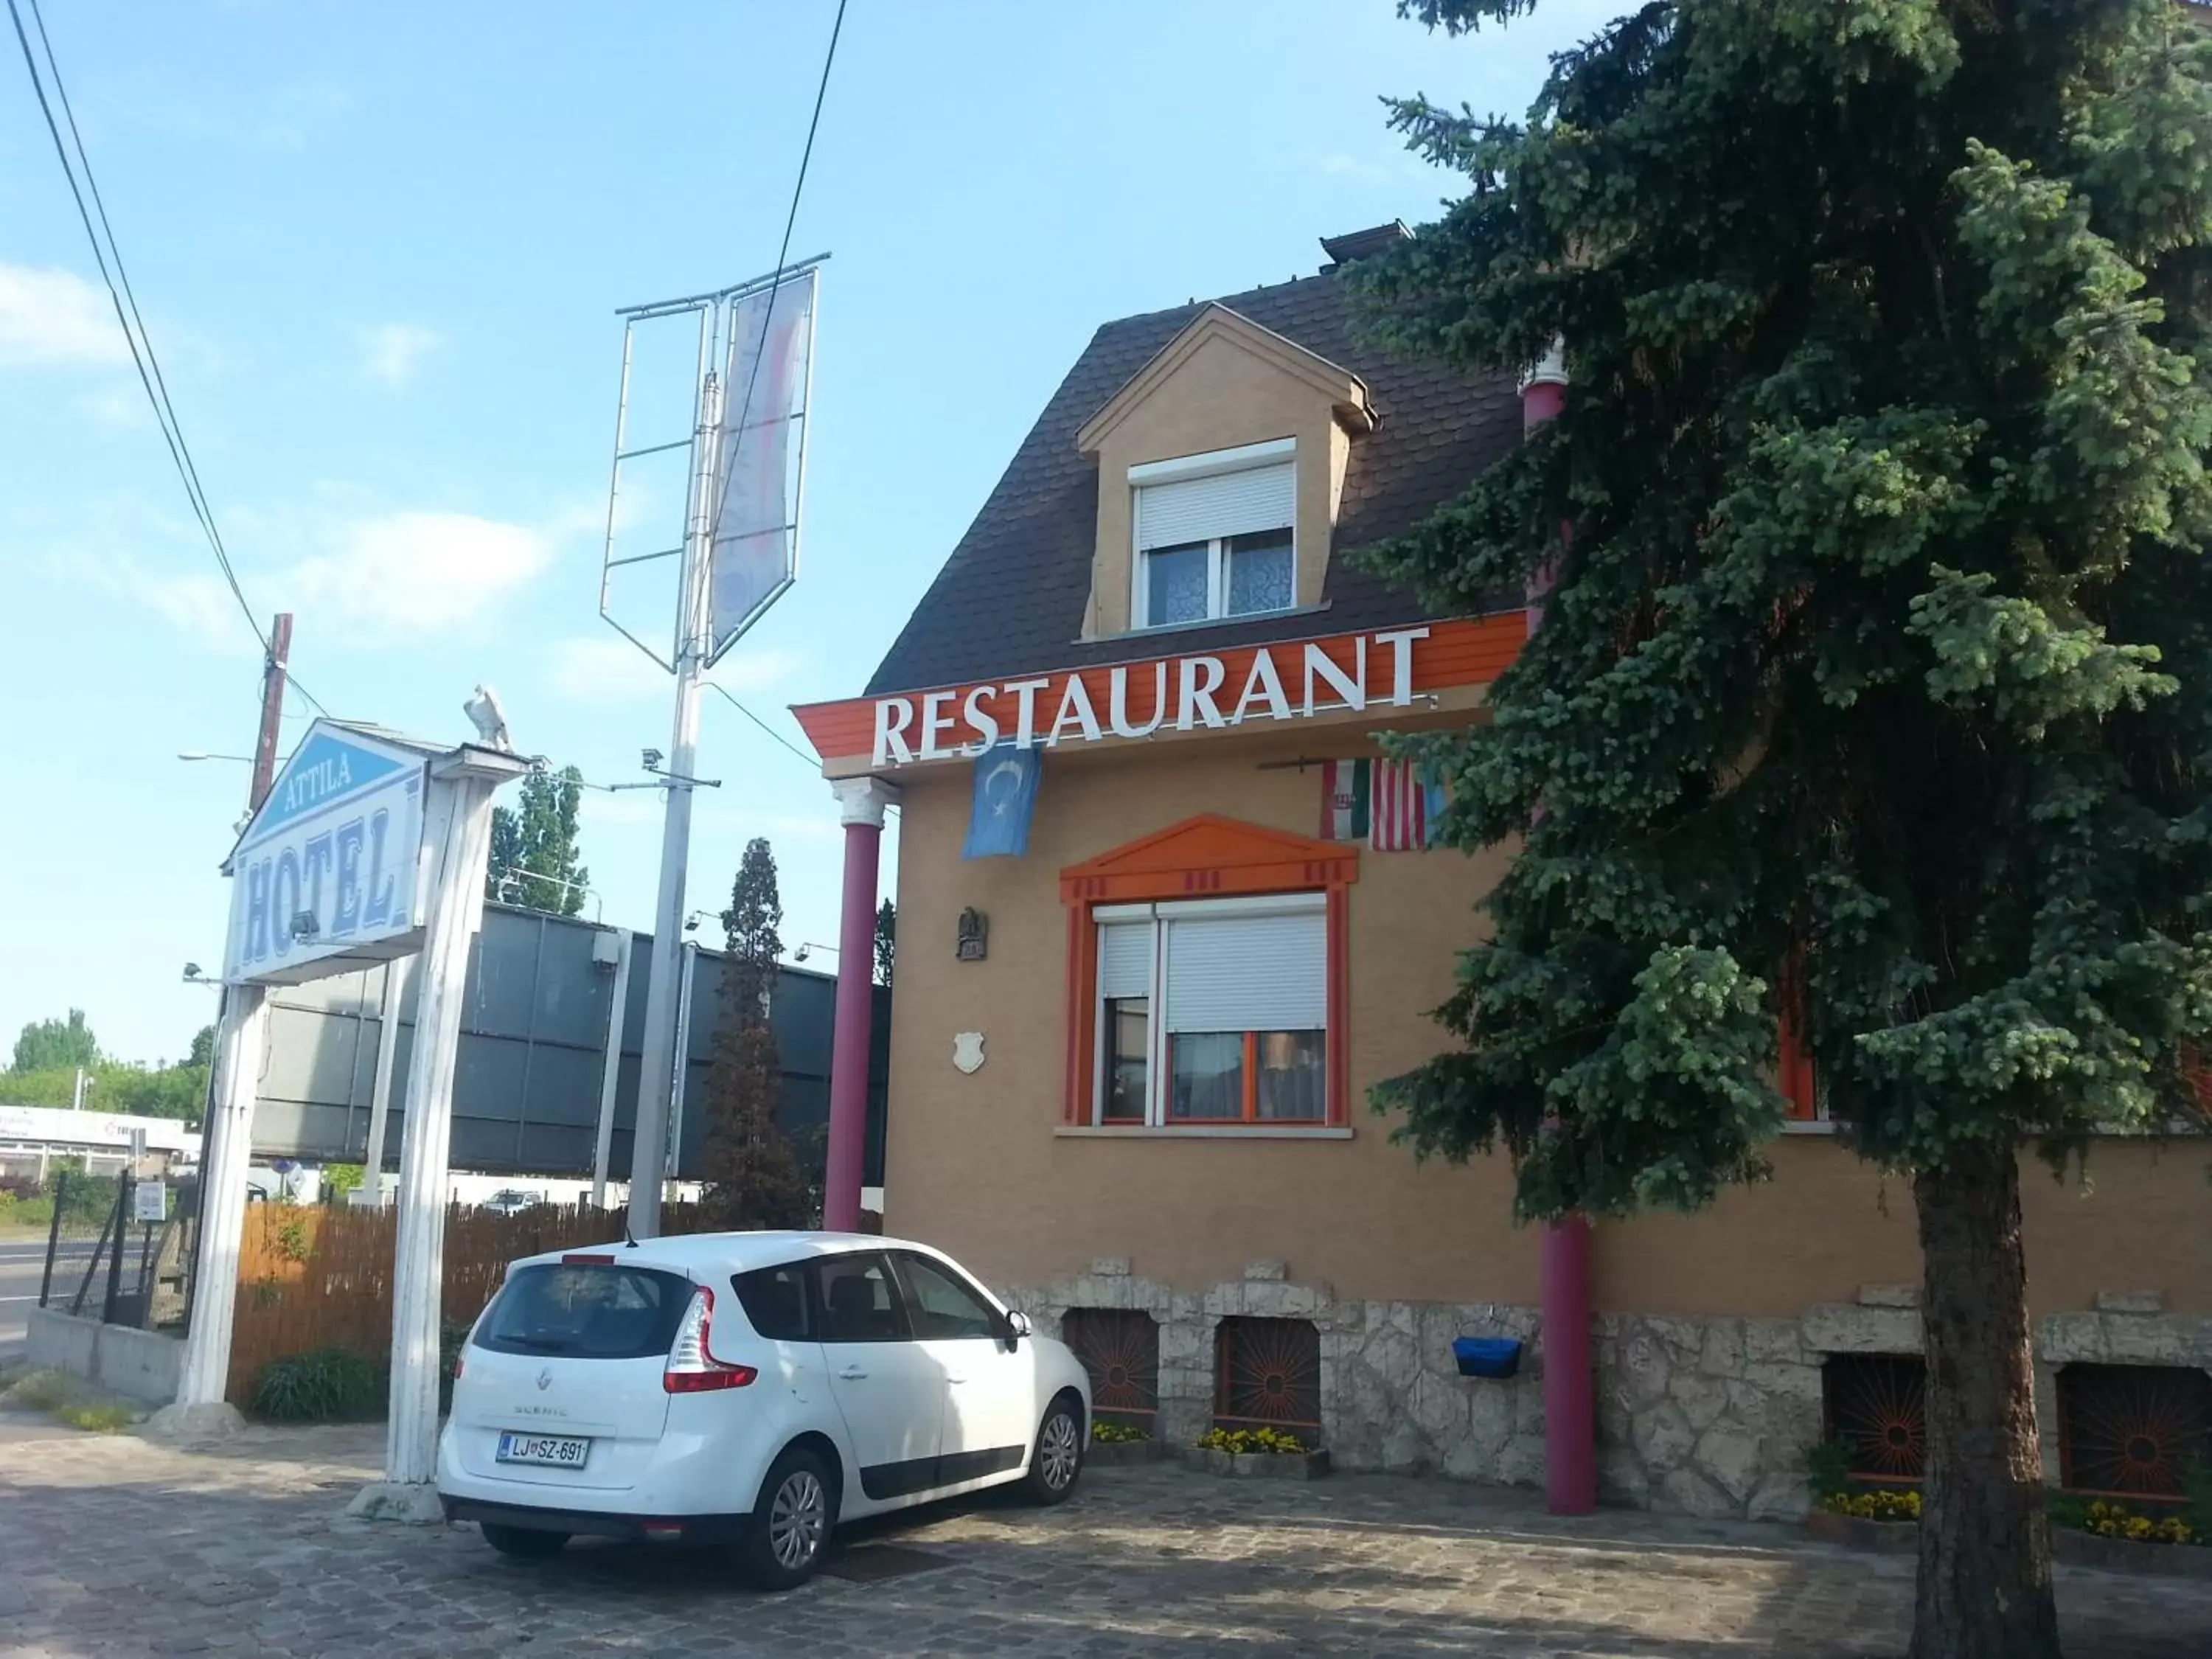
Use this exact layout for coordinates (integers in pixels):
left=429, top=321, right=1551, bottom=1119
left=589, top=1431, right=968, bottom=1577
left=226, top=1201, right=703, bottom=1407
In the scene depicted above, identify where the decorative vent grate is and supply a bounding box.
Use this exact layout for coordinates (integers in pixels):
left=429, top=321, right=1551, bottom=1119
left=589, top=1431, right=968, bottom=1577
left=1214, top=1315, right=1321, bottom=1430
left=1062, top=1308, right=1159, bottom=1425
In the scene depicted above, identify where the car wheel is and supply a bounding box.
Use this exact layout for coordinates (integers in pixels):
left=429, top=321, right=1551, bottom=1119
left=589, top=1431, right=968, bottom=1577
left=479, top=1523, right=568, bottom=1559
left=1019, top=1394, right=1084, bottom=1505
left=740, top=1445, right=837, bottom=1590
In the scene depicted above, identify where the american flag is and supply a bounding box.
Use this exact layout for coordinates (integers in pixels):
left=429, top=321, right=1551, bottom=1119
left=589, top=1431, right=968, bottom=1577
left=1369, top=758, right=1430, bottom=852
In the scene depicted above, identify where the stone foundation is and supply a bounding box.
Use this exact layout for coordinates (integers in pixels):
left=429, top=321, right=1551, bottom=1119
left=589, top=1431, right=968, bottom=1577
left=998, top=1262, right=2212, bottom=1524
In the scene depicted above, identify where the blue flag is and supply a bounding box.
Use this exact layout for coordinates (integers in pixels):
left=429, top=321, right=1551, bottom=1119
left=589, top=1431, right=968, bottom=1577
left=963, top=743, right=1041, bottom=859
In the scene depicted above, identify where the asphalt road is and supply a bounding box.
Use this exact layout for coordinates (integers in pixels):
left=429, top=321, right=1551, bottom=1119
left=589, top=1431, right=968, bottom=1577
left=0, top=1238, right=99, bottom=1363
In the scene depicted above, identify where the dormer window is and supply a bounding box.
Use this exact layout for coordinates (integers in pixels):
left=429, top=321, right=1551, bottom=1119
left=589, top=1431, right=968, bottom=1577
left=1130, top=439, right=1296, bottom=629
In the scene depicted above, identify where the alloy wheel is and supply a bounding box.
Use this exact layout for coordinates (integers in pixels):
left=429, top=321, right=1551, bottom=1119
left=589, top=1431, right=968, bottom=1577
left=1040, top=1410, right=1081, bottom=1490
left=768, top=1469, right=827, bottom=1569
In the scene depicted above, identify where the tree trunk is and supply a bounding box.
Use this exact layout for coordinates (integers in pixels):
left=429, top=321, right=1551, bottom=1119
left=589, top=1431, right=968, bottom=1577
left=1910, top=1139, right=2062, bottom=1659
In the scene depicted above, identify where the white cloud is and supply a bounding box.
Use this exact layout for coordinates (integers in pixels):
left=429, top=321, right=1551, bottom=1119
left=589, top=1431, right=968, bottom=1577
left=0, top=264, right=128, bottom=367
left=358, top=322, right=440, bottom=389
left=712, top=646, right=805, bottom=696
left=288, top=511, right=550, bottom=634
left=63, top=553, right=262, bottom=658
left=547, top=635, right=804, bottom=703
left=73, top=385, right=153, bottom=430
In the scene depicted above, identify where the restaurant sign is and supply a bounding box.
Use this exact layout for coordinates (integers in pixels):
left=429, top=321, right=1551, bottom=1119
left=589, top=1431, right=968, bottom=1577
left=869, top=626, right=1433, bottom=768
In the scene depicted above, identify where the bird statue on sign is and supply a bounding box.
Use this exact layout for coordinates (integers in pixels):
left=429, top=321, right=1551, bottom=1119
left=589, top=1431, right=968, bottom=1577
left=463, top=684, right=512, bottom=752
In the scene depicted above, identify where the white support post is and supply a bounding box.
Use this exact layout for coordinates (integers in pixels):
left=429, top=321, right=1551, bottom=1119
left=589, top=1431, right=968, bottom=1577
left=349, top=759, right=507, bottom=1522
left=149, top=983, right=268, bottom=1436
left=591, top=930, right=633, bottom=1208
left=358, top=955, right=411, bottom=1206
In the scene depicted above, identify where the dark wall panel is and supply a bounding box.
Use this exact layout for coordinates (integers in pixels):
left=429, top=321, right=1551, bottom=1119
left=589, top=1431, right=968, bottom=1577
left=251, top=904, right=887, bottom=1182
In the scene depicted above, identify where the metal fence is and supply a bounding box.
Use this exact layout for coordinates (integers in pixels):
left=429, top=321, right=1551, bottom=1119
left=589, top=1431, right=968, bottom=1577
left=38, top=1167, right=196, bottom=1332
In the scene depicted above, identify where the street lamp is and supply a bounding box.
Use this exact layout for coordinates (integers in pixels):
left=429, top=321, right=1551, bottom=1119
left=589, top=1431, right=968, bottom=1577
left=177, top=751, right=254, bottom=763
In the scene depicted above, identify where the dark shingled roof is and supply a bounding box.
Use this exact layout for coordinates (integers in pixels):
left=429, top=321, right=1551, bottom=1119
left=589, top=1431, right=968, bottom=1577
left=865, top=268, right=1523, bottom=697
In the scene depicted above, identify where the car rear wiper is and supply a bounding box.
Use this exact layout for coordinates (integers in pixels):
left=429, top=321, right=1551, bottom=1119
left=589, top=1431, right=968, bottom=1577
left=498, top=1335, right=580, bottom=1353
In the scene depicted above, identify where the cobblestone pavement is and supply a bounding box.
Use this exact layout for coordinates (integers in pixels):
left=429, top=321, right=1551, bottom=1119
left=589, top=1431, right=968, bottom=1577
left=2, top=1411, right=2209, bottom=1658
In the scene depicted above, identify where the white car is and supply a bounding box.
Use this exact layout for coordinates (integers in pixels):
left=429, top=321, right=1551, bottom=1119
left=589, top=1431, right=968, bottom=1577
left=436, top=1231, right=1091, bottom=1588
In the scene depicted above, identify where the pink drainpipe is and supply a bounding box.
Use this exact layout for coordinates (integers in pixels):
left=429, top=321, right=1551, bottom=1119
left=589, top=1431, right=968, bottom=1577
left=1523, top=340, right=1597, bottom=1514
left=824, top=780, right=894, bottom=1233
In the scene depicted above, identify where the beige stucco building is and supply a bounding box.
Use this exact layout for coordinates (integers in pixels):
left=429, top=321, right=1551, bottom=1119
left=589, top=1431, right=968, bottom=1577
left=799, top=226, right=2212, bottom=1520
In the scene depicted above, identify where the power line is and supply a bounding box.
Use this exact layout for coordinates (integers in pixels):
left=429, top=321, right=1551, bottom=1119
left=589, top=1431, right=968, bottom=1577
left=708, top=679, right=820, bottom=769
left=698, top=0, right=847, bottom=782
left=8, top=0, right=327, bottom=717
left=724, top=0, right=847, bottom=479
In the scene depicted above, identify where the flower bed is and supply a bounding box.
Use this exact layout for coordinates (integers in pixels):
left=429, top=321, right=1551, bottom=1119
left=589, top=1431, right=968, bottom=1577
left=1801, top=1440, right=2210, bottom=1576
left=2054, top=1498, right=2199, bottom=1548
left=1088, top=1421, right=1166, bottom=1466
left=1180, top=1426, right=1330, bottom=1480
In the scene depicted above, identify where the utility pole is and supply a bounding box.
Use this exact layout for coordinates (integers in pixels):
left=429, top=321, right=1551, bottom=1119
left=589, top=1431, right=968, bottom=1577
left=625, top=338, right=721, bottom=1239
left=250, top=613, right=292, bottom=813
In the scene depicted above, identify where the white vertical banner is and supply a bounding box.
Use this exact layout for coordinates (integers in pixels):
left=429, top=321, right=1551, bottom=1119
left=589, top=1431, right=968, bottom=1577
left=707, top=265, right=817, bottom=665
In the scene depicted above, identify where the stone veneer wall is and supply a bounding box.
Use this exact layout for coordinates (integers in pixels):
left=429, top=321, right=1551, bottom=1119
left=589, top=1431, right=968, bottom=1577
left=997, top=1260, right=2212, bottom=1523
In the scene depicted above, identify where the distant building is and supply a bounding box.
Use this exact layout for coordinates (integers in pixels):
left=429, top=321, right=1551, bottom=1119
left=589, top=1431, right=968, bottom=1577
left=0, top=1105, right=200, bottom=1181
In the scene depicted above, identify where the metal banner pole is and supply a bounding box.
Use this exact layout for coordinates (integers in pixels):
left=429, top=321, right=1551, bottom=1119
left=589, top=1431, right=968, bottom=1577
left=626, top=309, right=721, bottom=1239
left=358, top=955, right=412, bottom=1205
left=590, top=929, right=634, bottom=1208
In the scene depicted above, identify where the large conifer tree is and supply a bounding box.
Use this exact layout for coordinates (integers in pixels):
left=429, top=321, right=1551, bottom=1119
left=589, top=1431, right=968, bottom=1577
left=1357, top=4, right=2212, bottom=1652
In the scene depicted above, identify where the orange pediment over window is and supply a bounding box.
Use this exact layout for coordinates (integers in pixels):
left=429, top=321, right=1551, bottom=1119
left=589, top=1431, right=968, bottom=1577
left=1059, top=813, right=1357, bottom=905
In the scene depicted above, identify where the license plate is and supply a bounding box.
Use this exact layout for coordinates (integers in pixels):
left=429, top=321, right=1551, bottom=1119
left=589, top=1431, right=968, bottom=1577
left=496, top=1433, right=591, bottom=1468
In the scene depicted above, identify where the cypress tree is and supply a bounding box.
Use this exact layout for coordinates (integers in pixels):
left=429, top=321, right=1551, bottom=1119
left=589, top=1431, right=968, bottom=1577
left=698, top=838, right=810, bottom=1231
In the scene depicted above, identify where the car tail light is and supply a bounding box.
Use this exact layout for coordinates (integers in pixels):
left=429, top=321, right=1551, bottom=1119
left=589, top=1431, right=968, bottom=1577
left=664, top=1286, right=757, bottom=1394
left=563, top=1253, right=615, bottom=1265
left=452, top=1352, right=466, bottom=1381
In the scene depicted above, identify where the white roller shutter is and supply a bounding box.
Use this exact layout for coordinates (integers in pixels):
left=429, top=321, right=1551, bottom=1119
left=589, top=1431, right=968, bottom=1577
left=1098, top=920, right=1155, bottom=1001
left=1135, top=462, right=1294, bottom=551
left=1164, top=909, right=1326, bottom=1034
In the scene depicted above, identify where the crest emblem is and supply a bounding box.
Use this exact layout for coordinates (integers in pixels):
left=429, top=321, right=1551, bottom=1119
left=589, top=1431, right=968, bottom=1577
left=536, top=1367, right=554, bottom=1391
left=952, top=1031, right=986, bottom=1075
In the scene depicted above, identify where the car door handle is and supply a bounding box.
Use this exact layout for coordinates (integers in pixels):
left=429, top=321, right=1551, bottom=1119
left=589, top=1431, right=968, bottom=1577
left=944, top=1374, right=967, bottom=1384
left=837, top=1365, right=869, bottom=1381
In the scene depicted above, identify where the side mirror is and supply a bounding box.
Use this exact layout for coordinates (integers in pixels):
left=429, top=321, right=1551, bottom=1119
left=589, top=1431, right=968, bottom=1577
left=1002, top=1309, right=1032, bottom=1342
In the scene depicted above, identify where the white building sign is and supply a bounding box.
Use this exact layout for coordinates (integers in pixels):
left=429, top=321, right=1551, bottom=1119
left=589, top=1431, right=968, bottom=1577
left=867, top=625, right=1432, bottom=768
left=222, top=723, right=430, bottom=985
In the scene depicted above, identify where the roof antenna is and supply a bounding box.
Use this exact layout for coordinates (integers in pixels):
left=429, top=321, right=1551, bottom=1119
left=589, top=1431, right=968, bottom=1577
left=623, top=1212, right=639, bottom=1249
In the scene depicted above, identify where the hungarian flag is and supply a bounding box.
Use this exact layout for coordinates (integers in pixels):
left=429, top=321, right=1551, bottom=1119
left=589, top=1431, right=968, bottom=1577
left=1322, top=759, right=1446, bottom=849
left=1321, top=759, right=1369, bottom=841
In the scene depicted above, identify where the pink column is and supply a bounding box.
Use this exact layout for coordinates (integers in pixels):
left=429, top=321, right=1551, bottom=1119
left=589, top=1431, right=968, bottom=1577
left=1542, top=1217, right=1596, bottom=1512
left=824, top=778, right=896, bottom=1233
left=1523, top=336, right=1594, bottom=1513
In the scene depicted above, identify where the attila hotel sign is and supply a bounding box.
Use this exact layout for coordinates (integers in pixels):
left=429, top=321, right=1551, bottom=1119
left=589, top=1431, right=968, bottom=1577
left=221, top=723, right=428, bottom=985
left=869, top=626, right=1433, bottom=768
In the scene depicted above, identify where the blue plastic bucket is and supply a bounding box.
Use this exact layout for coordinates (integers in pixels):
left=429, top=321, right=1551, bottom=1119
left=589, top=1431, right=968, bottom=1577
left=1452, top=1336, right=1523, bottom=1379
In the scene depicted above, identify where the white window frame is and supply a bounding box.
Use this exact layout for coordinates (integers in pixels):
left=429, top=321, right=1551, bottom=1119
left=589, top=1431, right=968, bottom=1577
left=1129, top=439, right=1297, bottom=631
left=1091, top=892, right=1327, bottom=1129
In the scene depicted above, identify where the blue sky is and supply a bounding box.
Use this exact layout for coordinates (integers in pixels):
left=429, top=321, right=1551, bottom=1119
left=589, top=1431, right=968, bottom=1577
left=0, top=0, right=1614, bottom=1065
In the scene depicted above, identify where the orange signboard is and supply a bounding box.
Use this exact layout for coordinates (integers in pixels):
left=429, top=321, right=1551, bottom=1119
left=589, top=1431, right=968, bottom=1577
left=791, top=613, right=1526, bottom=766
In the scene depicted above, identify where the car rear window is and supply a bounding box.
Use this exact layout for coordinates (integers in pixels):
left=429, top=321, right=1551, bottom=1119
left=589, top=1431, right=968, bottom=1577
left=473, top=1263, right=692, bottom=1360
left=733, top=1261, right=812, bottom=1341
